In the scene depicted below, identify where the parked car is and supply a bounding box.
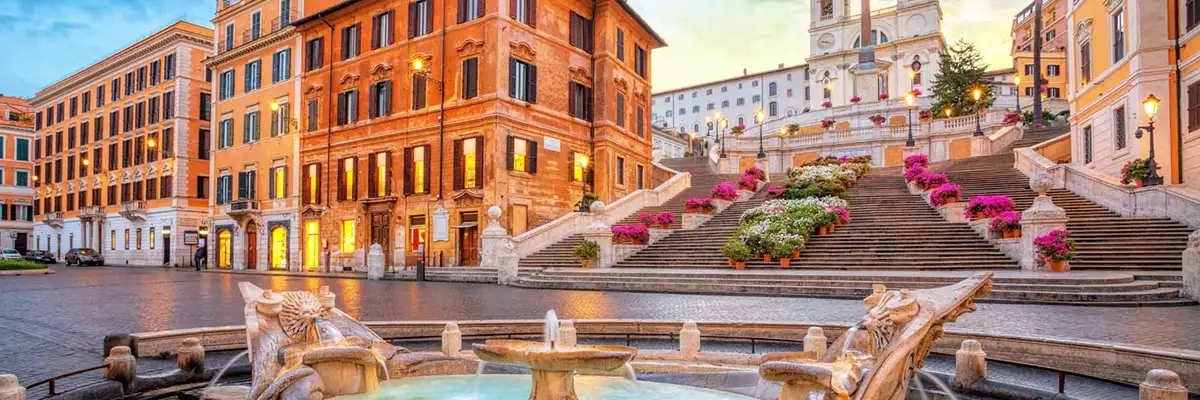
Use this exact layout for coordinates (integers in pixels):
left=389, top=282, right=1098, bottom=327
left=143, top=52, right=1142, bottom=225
left=0, top=249, right=22, bottom=260
left=24, top=250, right=55, bottom=264
left=65, top=248, right=104, bottom=266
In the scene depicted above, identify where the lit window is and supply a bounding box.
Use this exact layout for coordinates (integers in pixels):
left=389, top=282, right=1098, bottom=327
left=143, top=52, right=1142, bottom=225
left=304, top=221, right=320, bottom=270
left=341, top=219, right=355, bottom=253
left=218, top=229, right=232, bottom=268
left=149, top=228, right=156, bottom=250
left=463, top=138, right=477, bottom=188
left=512, top=138, right=531, bottom=172
left=573, top=152, right=587, bottom=182
left=413, top=146, right=426, bottom=194
left=342, top=157, right=355, bottom=199
left=271, top=226, right=287, bottom=270
left=274, top=167, right=286, bottom=199
left=375, top=152, right=388, bottom=197
left=409, top=215, right=427, bottom=252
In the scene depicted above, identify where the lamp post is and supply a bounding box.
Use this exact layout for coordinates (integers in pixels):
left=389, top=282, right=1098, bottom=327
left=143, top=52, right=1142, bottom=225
left=905, top=93, right=917, bottom=147
left=755, top=109, right=766, bottom=159
left=1136, top=94, right=1165, bottom=186
left=719, top=117, right=729, bottom=158
left=688, top=132, right=697, bottom=156
left=578, top=154, right=590, bottom=210
left=411, top=57, right=446, bottom=198
left=1013, top=75, right=1022, bottom=113
left=972, top=87, right=984, bottom=137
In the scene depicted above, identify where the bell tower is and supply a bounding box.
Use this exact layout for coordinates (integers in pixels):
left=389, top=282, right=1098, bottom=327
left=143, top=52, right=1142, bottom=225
left=812, top=0, right=849, bottom=28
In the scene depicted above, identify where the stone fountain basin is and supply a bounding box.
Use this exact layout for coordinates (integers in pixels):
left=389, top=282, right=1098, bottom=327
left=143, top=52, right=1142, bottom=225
left=336, top=375, right=756, bottom=400
left=472, top=340, right=637, bottom=373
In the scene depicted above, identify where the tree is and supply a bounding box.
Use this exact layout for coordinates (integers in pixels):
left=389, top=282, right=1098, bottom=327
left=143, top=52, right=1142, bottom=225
left=930, top=40, right=995, bottom=119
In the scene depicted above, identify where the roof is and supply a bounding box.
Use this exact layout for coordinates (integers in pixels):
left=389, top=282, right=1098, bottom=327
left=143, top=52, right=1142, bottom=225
left=615, top=0, right=665, bottom=48
left=652, top=64, right=810, bottom=96
left=290, top=0, right=360, bottom=27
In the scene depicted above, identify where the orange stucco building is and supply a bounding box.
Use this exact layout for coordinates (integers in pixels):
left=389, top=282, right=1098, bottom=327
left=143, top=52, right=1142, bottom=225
left=30, top=22, right=214, bottom=266
left=289, top=0, right=664, bottom=271
left=0, top=95, right=36, bottom=252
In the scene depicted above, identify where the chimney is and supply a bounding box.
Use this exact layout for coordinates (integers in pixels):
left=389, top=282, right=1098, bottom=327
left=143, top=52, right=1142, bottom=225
left=743, top=68, right=748, bottom=76
left=779, top=63, right=785, bottom=69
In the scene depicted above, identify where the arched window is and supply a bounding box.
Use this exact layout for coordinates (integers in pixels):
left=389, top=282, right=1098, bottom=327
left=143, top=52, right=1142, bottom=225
left=737, top=117, right=745, bottom=126
left=768, top=82, right=778, bottom=97
left=270, top=226, right=288, bottom=270
left=693, top=124, right=700, bottom=133
left=769, top=102, right=778, bottom=117
left=217, top=229, right=232, bottom=268
left=853, top=30, right=890, bottom=48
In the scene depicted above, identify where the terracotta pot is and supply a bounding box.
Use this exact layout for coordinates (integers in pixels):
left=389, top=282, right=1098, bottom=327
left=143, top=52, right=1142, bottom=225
left=817, top=226, right=828, bottom=236
left=1048, top=259, right=1069, bottom=273
left=792, top=250, right=801, bottom=258
left=779, top=258, right=791, bottom=268
left=944, top=197, right=958, bottom=205
left=764, top=254, right=773, bottom=262
left=660, top=223, right=671, bottom=229
left=1136, top=179, right=1145, bottom=188
left=580, top=260, right=593, bottom=268
left=1013, top=228, right=1022, bottom=238
left=734, top=262, right=746, bottom=270
left=974, top=211, right=986, bottom=220
left=726, top=259, right=734, bottom=267
left=827, top=224, right=836, bottom=233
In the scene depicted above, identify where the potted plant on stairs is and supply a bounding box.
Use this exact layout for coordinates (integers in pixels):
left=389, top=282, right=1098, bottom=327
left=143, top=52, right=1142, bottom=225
left=989, top=211, right=1023, bottom=239
left=722, top=240, right=751, bottom=270
left=573, top=240, right=600, bottom=268
left=655, top=212, right=676, bottom=229
left=1034, top=229, right=1076, bottom=272
left=1120, top=158, right=1154, bottom=188
left=772, top=239, right=801, bottom=268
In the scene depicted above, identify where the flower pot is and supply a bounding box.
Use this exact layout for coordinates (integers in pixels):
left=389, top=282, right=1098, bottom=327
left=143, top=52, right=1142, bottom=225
left=727, top=258, right=733, bottom=267
left=1048, top=259, right=1069, bottom=273
left=792, top=250, right=801, bottom=258
left=660, top=223, right=671, bottom=229
left=734, top=262, right=746, bottom=270
left=817, top=226, right=828, bottom=236
left=764, top=254, right=772, bottom=262
left=974, top=211, right=986, bottom=220
left=827, top=224, right=836, bottom=233
left=580, top=260, right=593, bottom=268
left=779, top=258, right=791, bottom=268
left=1136, top=179, right=1145, bottom=188
left=944, top=197, right=958, bottom=205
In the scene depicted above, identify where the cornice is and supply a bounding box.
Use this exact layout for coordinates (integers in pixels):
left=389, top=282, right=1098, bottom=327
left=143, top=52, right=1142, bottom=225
left=205, top=26, right=298, bottom=68
left=33, top=31, right=213, bottom=107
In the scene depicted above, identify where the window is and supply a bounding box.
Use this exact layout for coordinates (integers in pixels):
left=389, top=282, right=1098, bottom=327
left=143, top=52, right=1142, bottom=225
left=637, top=164, right=645, bottom=189
left=635, top=46, right=647, bottom=78
left=1189, top=0, right=1200, bottom=32
left=1189, top=81, right=1200, bottom=131
left=125, top=229, right=130, bottom=250
left=341, top=23, right=361, bottom=60
left=568, top=82, right=593, bottom=121
left=303, top=163, right=321, bottom=204
left=82, top=94, right=90, bottom=113
left=337, top=157, right=357, bottom=201
left=368, top=152, right=391, bottom=197
left=244, top=60, right=262, bottom=92
left=722, top=100, right=730, bottom=108
left=197, top=176, right=209, bottom=199
left=458, top=0, right=483, bottom=23
left=412, top=75, right=427, bottom=110
left=616, top=156, right=625, bottom=185
left=706, top=103, right=714, bottom=110
left=1114, top=106, right=1127, bottom=151
left=737, top=98, right=745, bottom=106
left=1048, top=88, right=1061, bottom=98
left=200, top=92, right=212, bottom=121
left=199, top=129, right=211, bottom=160
left=341, top=220, right=356, bottom=253
left=507, top=136, right=537, bottom=173
left=569, top=12, right=594, bottom=53
left=1047, top=65, right=1061, bottom=76
left=219, top=118, right=234, bottom=148
left=149, top=228, right=155, bottom=250
left=769, top=82, right=778, bottom=96
left=163, top=91, right=175, bottom=119
left=571, top=151, right=587, bottom=182
left=219, top=70, right=235, bottom=100
left=216, top=175, right=233, bottom=204
left=272, top=48, right=292, bottom=83
left=369, top=80, right=393, bottom=118
left=409, top=0, right=433, bottom=38
left=250, top=11, right=262, bottom=40
left=454, top=137, right=482, bottom=190
left=1080, top=41, right=1092, bottom=85
left=404, top=145, right=431, bottom=194
left=243, top=111, right=260, bottom=143
left=462, top=58, right=479, bottom=99
left=148, top=96, right=159, bottom=124
left=1083, top=125, right=1093, bottom=164
left=150, top=60, right=161, bottom=86
left=752, top=95, right=761, bottom=103
left=15, top=170, right=27, bottom=187
left=512, top=0, right=535, bottom=26
left=1112, top=9, right=1125, bottom=63
left=224, top=23, right=235, bottom=50
left=237, top=169, right=257, bottom=200
left=1024, top=64, right=1035, bottom=75
left=96, top=85, right=105, bottom=107
left=1046, top=29, right=1056, bottom=41
left=165, top=54, right=176, bottom=79
left=769, top=102, right=778, bottom=117
left=616, top=93, right=626, bottom=128
left=15, top=138, right=28, bottom=161
left=371, top=10, right=394, bottom=49
left=337, top=90, right=359, bottom=125
left=509, top=58, right=537, bottom=102
left=307, top=100, right=319, bottom=132
left=137, top=67, right=146, bottom=91
left=270, top=102, right=290, bottom=136
left=135, top=101, right=146, bottom=129
left=111, top=78, right=120, bottom=102
left=305, top=37, right=324, bottom=71
left=636, top=106, right=645, bottom=138
left=108, top=142, right=117, bottom=170
left=616, top=28, right=625, bottom=61
left=1025, top=87, right=1035, bottom=96
left=94, top=116, right=103, bottom=141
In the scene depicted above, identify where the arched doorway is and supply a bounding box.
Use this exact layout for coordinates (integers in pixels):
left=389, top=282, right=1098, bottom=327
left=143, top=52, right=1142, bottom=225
left=217, top=229, right=232, bottom=269
left=270, top=226, right=287, bottom=270
left=305, top=221, right=320, bottom=271
left=245, top=222, right=258, bottom=269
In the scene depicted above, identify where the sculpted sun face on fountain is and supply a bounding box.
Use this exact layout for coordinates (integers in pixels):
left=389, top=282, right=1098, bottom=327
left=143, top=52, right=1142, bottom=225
left=278, top=291, right=328, bottom=342
left=859, top=290, right=920, bottom=357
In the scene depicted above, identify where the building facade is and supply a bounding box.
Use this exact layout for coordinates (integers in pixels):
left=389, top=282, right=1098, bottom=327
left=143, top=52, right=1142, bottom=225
left=650, top=64, right=811, bottom=138
left=292, top=0, right=663, bottom=271
left=1012, top=0, right=1069, bottom=54
left=30, top=22, right=214, bottom=266
left=0, top=96, right=36, bottom=252
left=204, top=0, right=342, bottom=271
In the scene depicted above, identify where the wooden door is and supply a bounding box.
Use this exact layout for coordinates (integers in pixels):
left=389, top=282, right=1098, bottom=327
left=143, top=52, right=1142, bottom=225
left=246, top=223, right=258, bottom=269
left=459, top=226, right=479, bottom=267
left=370, top=212, right=391, bottom=266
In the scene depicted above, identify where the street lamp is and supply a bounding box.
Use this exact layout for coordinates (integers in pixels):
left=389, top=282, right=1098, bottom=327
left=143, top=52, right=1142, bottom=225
left=755, top=109, right=766, bottom=159
left=1136, top=94, right=1164, bottom=186
left=972, top=87, right=984, bottom=137
left=1013, top=75, right=1022, bottom=113
left=905, top=93, right=917, bottom=147
left=719, top=117, right=729, bottom=158
left=688, top=132, right=697, bottom=156
left=944, top=107, right=953, bottom=119
left=578, top=154, right=590, bottom=209
left=412, top=56, right=446, bottom=198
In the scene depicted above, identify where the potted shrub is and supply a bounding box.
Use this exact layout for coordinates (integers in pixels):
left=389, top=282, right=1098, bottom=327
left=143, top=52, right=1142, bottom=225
left=573, top=240, right=600, bottom=268
left=744, top=166, right=766, bottom=181
left=903, top=165, right=927, bottom=182
left=812, top=209, right=837, bottom=236
left=903, top=153, right=930, bottom=169
left=849, top=95, right=862, bottom=104
left=731, top=124, right=746, bottom=136
left=685, top=197, right=715, bottom=214
left=830, top=206, right=851, bottom=226
left=869, top=114, right=887, bottom=127
left=1120, top=158, right=1153, bottom=187
left=785, top=124, right=801, bottom=135
left=915, top=172, right=949, bottom=191
left=964, top=195, right=1016, bottom=220
left=1003, top=111, right=1021, bottom=125
left=722, top=240, right=751, bottom=270
left=767, top=186, right=786, bottom=199
left=822, top=100, right=833, bottom=109
left=575, top=193, right=599, bottom=212
left=929, top=184, right=962, bottom=207
left=611, top=225, right=649, bottom=245
left=878, top=93, right=890, bottom=101
left=654, top=212, right=676, bottom=229
left=739, top=174, right=759, bottom=191
left=820, top=119, right=836, bottom=130
left=637, top=212, right=657, bottom=227
left=989, top=211, right=1023, bottom=239
left=911, top=88, right=923, bottom=96
left=712, top=182, right=738, bottom=201
left=1034, top=229, right=1075, bottom=272
left=771, top=240, right=799, bottom=268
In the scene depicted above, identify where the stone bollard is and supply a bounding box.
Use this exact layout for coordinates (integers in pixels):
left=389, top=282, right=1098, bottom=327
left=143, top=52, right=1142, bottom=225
left=803, top=327, right=827, bottom=359
left=105, top=345, right=137, bottom=392
left=680, top=321, right=701, bottom=361
left=953, top=340, right=987, bottom=389
left=367, top=243, right=385, bottom=280
left=441, top=323, right=462, bottom=356
left=1020, top=172, right=1068, bottom=271
left=1139, top=369, right=1188, bottom=400
left=177, top=337, right=206, bottom=380
left=1183, top=231, right=1200, bottom=301
left=557, top=320, right=578, bottom=347
left=0, top=374, right=26, bottom=400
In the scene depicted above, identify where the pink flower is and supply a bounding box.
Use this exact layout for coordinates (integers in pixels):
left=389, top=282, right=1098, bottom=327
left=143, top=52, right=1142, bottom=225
left=929, top=184, right=961, bottom=206
left=655, top=212, right=676, bottom=225
left=738, top=174, right=759, bottom=190
left=830, top=205, right=851, bottom=224
left=904, top=165, right=927, bottom=182
left=611, top=225, right=650, bottom=244
left=1033, top=229, right=1075, bottom=262
left=638, top=212, right=657, bottom=226
left=712, top=182, right=738, bottom=200
left=850, top=95, right=862, bottom=103
left=989, top=211, right=1022, bottom=233
left=743, top=166, right=766, bottom=181
left=879, top=93, right=890, bottom=100
left=822, top=100, right=833, bottom=108
left=915, top=172, right=948, bottom=191
left=767, top=186, right=786, bottom=198
left=685, top=197, right=714, bottom=213
left=965, top=196, right=1016, bottom=218
left=904, top=153, right=929, bottom=169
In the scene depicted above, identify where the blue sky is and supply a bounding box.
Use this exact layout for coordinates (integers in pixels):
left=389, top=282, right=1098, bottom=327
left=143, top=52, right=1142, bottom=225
left=0, top=0, right=1022, bottom=98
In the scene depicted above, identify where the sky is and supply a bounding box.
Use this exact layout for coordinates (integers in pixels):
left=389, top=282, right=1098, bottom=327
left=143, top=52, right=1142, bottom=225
left=0, top=0, right=1024, bottom=99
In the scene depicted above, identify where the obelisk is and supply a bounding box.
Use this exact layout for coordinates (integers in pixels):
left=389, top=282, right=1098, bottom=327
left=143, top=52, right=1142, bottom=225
left=851, top=0, right=880, bottom=102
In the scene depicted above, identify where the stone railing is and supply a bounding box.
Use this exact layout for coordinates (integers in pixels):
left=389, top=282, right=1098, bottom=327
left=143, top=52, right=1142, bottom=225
left=970, top=124, right=1023, bottom=157
left=726, top=109, right=1010, bottom=154
left=511, top=164, right=691, bottom=258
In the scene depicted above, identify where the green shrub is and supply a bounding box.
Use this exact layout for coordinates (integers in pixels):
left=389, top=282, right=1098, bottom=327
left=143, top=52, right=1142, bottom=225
left=574, top=240, right=600, bottom=261
left=0, top=260, right=47, bottom=271
left=770, top=238, right=804, bottom=259
left=721, top=240, right=751, bottom=262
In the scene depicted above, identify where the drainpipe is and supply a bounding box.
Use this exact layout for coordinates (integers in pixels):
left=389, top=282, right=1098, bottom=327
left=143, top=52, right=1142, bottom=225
left=437, top=0, right=447, bottom=200
left=1175, top=0, right=1185, bottom=184
left=589, top=0, right=598, bottom=199
left=319, top=17, right=334, bottom=206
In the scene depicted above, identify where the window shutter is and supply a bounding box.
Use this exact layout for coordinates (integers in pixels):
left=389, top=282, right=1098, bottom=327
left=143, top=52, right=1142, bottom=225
left=315, top=164, right=322, bottom=204
left=457, top=0, right=467, bottom=23
left=408, top=3, right=418, bottom=38
left=568, top=83, right=577, bottom=118
left=383, top=81, right=393, bottom=114
left=508, top=58, right=517, bottom=98
left=529, top=0, right=537, bottom=27
left=568, top=151, right=575, bottom=181
left=528, top=65, right=538, bottom=103
left=506, top=136, right=515, bottom=170
left=509, top=0, right=517, bottom=18
left=371, top=16, right=381, bottom=49
left=476, top=0, right=484, bottom=19
left=269, top=167, right=277, bottom=199
left=425, top=2, right=434, bottom=33
left=422, top=145, right=431, bottom=193
left=368, top=154, right=378, bottom=196
left=403, top=147, right=413, bottom=195
left=337, top=160, right=346, bottom=201
left=369, top=84, right=378, bottom=118
left=569, top=14, right=578, bottom=47
left=528, top=141, right=539, bottom=174
left=237, top=172, right=247, bottom=200
left=585, top=86, right=594, bottom=121
left=453, top=139, right=463, bottom=190
left=352, top=157, right=359, bottom=200
left=474, top=138, right=483, bottom=188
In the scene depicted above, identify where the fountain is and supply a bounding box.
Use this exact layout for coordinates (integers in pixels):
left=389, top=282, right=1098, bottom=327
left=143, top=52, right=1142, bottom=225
left=758, top=272, right=993, bottom=400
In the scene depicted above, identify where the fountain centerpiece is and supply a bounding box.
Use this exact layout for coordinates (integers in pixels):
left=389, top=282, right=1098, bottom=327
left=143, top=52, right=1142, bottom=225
left=759, top=272, right=993, bottom=400
left=472, top=311, right=638, bottom=400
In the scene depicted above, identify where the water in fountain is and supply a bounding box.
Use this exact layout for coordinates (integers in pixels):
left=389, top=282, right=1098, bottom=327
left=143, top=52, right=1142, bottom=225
left=622, top=364, right=638, bottom=381
left=208, top=350, right=249, bottom=387
left=916, top=369, right=959, bottom=400
left=910, top=372, right=930, bottom=400
left=473, top=361, right=489, bottom=393
left=544, top=310, right=560, bottom=350
left=839, top=325, right=859, bottom=360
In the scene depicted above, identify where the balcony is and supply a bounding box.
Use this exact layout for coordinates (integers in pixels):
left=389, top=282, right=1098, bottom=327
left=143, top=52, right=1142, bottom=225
left=80, top=205, right=105, bottom=221
left=119, top=201, right=147, bottom=221
left=225, top=199, right=261, bottom=223
left=44, top=212, right=64, bottom=228
left=218, top=7, right=298, bottom=55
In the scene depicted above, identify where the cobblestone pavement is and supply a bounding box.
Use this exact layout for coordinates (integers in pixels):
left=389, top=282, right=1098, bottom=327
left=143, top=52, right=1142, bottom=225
left=3, top=267, right=1200, bottom=389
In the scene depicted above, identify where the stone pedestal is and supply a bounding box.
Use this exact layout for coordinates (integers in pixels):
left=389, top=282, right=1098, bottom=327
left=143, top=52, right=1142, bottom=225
left=1184, top=231, right=1200, bottom=301
left=754, top=159, right=771, bottom=179
left=921, top=189, right=934, bottom=205
left=557, top=320, right=577, bottom=347
left=177, top=338, right=206, bottom=381
left=851, top=63, right=881, bottom=104
left=648, top=228, right=672, bottom=246
left=105, top=346, right=137, bottom=392
left=902, top=146, right=925, bottom=164
left=680, top=321, right=701, bottom=361
left=936, top=203, right=968, bottom=223
left=713, top=199, right=733, bottom=214
left=1139, top=370, right=1187, bottom=400
left=716, top=157, right=732, bottom=174
left=803, top=327, right=827, bottom=359
left=907, top=180, right=923, bottom=195
left=441, top=323, right=462, bottom=356
left=682, top=213, right=713, bottom=230
left=736, top=189, right=755, bottom=202
left=582, top=202, right=615, bottom=268
left=993, top=238, right=1022, bottom=261
left=1020, top=175, right=1068, bottom=271
left=367, top=244, right=385, bottom=280
left=954, top=340, right=987, bottom=389
left=968, top=218, right=994, bottom=240
left=480, top=206, right=520, bottom=284
left=0, top=375, right=26, bottom=400
left=611, top=244, right=644, bottom=266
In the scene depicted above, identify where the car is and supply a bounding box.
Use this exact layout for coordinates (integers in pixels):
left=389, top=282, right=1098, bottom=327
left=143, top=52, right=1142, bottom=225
left=24, top=250, right=55, bottom=264
left=0, top=249, right=22, bottom=260
left=65, top=248, right=104, bottom=266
